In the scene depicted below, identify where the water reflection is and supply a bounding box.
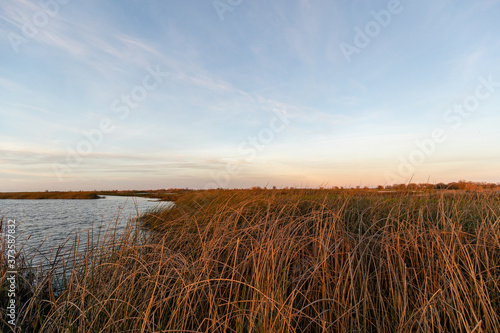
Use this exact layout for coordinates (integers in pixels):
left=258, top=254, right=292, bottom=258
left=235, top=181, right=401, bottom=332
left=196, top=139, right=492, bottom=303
left=0, top=196, right=172, bottom=267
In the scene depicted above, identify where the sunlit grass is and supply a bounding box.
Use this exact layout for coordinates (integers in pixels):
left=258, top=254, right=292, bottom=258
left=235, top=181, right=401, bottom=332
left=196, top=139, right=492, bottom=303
left=2, top=189, right=500, bottom=332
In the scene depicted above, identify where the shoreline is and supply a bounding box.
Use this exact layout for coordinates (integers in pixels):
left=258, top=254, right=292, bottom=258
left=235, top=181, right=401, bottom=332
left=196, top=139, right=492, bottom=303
left=0, top=189, right=190, bottom=201
left=1, top=186, right=499, bottom=201
left=0, top=191, right=102, bottom=200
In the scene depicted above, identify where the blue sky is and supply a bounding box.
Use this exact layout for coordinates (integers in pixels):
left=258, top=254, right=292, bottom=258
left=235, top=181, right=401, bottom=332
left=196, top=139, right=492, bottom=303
left=1, top=0, right=500, bottom=191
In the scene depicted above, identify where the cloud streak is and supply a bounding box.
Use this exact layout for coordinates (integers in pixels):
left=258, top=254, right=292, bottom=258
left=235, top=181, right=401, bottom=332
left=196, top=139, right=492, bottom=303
left=1, top=1, right=500, bottom=190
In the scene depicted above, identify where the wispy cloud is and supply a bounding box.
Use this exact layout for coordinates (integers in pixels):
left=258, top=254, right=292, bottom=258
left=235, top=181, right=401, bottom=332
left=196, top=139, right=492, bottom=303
left=1, top=1, right=500, bottom=190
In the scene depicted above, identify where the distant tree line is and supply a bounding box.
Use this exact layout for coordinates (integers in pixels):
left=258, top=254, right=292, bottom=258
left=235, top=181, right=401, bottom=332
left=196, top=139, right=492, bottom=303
left=380, top=180, right=500, bottom=191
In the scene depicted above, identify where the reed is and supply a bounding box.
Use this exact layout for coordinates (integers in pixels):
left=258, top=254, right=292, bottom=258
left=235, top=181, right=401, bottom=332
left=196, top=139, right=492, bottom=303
left=1, top=189, right=500, bottom=332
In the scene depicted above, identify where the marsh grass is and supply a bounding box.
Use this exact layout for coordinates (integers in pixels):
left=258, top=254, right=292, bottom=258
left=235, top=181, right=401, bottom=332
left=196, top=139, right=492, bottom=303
left=0, top=192, right=101, bottom=200
left=2, top=189, right=500, bottom=332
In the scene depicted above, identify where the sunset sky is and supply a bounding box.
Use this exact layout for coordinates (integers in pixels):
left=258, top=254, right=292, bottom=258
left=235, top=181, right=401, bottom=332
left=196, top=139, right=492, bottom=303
left=1, top=0, right=500, bottom=191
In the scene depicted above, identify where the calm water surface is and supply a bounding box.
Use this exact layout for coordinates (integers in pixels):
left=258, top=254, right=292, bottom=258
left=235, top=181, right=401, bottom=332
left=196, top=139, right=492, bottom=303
left=0, top=196, right=171, bottom=265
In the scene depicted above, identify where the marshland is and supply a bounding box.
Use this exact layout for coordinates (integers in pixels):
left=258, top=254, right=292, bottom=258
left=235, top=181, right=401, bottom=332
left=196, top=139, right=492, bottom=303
left=1, top=186, right=500, bottom=332
left=4, top=1, right=500, bottom=331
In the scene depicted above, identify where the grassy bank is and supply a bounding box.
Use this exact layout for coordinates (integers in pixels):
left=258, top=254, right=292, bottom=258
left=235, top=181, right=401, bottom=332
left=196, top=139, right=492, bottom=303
left=0, top=191, right=101, bottom=200
left=2, top=189, right=500, bottom=332
left=0, top=188, right=189, bottom=201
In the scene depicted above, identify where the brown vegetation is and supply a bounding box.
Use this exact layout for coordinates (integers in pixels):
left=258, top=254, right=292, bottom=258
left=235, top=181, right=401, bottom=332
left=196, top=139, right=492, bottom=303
left=383, top=180, right=500, bottom=191
left=1, top=188, right=500, bottom=332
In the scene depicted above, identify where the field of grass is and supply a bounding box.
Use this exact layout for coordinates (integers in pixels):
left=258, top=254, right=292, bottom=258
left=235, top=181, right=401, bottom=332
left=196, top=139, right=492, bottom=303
left=2, top=189, right=500, bottom=332
left=0, top=191, right=101, bottom=200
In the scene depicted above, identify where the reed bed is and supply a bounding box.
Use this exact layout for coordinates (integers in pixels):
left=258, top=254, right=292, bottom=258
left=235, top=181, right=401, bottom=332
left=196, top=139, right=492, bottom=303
left=2, top=189, right=500, bottom=332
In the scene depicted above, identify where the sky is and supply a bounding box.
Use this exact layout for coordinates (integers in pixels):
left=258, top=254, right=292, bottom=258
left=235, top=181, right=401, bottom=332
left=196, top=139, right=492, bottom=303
left=1, top=0, right=500, bottom=191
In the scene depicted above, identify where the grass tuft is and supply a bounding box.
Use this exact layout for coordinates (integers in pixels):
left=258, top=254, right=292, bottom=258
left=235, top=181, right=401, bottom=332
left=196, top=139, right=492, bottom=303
left=2, top=189, right=500, bottom=332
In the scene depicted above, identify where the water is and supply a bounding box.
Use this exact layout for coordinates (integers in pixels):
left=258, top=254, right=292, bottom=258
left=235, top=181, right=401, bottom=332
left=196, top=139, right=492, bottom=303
left=0, top=196, right=172, bottom=266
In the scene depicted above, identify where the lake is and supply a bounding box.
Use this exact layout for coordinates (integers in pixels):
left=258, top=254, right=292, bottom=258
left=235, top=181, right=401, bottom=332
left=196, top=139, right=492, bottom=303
left=0, top=196, right=172, bottom=266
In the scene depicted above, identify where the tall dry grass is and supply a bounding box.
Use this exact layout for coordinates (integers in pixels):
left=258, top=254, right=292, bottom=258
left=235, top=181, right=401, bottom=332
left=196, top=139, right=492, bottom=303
left=2, top=189, right=500, bottom=332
